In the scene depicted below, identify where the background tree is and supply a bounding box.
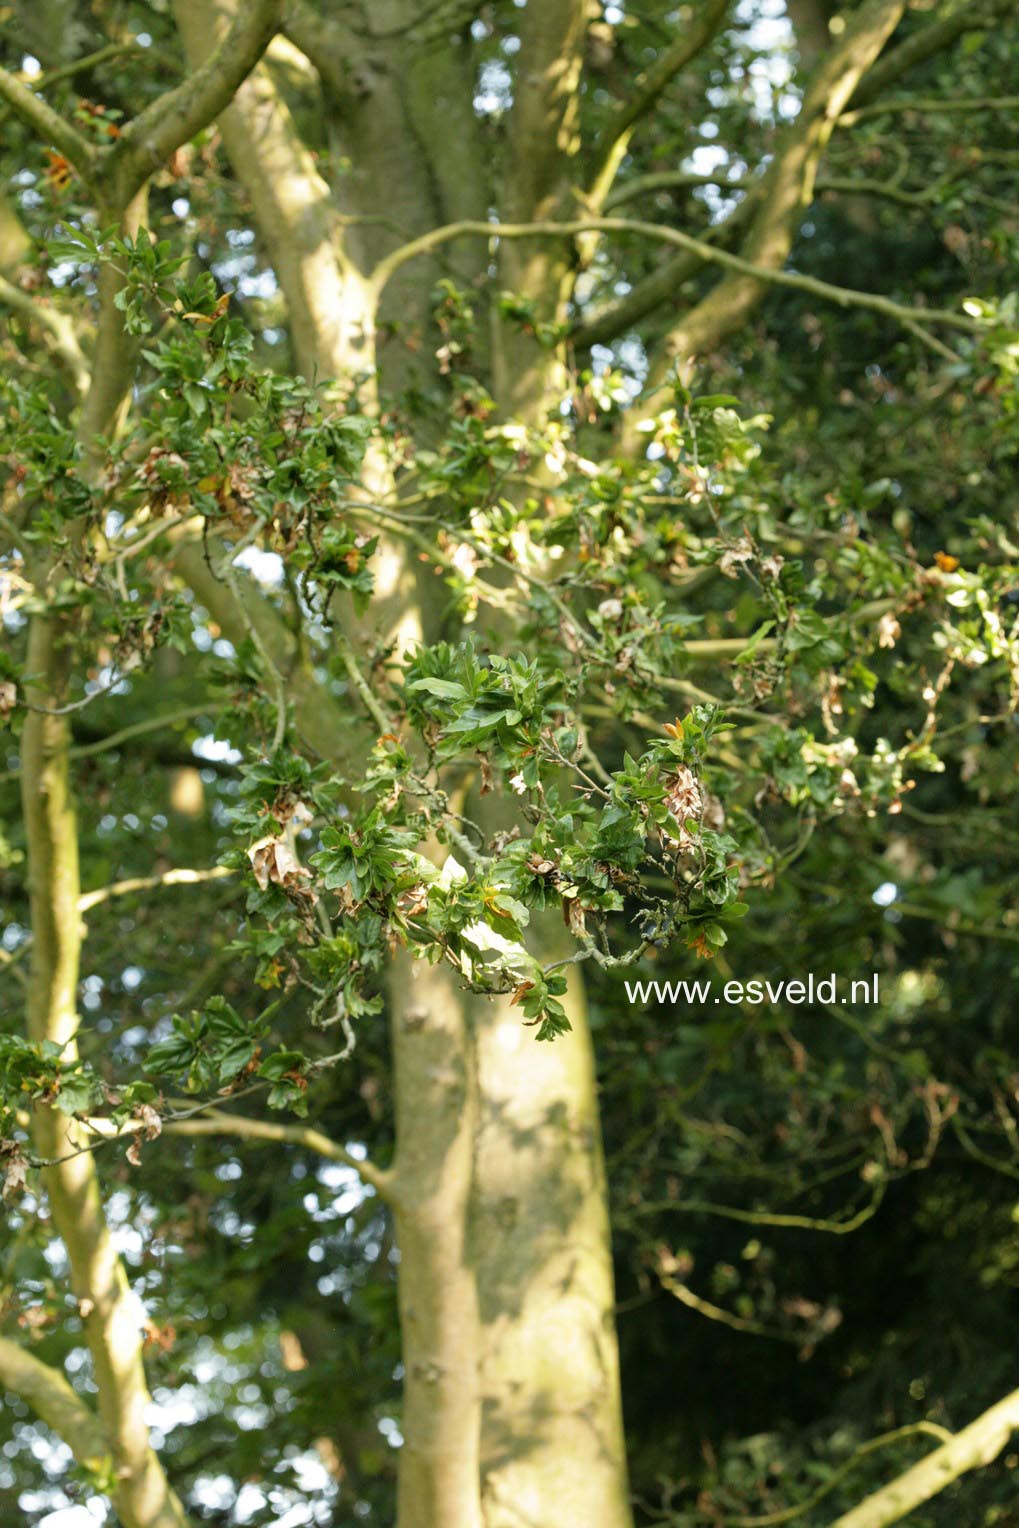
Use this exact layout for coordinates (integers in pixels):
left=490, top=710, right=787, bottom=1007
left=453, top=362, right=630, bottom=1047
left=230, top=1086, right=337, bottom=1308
left=1, top=2, right=1018, bottom=1527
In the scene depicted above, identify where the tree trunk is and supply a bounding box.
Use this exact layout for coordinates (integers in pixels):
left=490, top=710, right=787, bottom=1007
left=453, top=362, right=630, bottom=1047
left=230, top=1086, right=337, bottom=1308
left=389, top=957, right=483, bottom=1528
left=471, top=959, right=632, bottom=1528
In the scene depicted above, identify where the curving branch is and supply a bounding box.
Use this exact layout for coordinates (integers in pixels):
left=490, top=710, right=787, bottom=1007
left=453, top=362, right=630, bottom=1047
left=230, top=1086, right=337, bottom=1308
left=163, top=1109, right=397, bottom=1204
left=23, top=40, right=147, bottom=94
left=368, top=215, right=982, bottom=337
left=19, top=606, right=193, bottom=1528
left=61, top=1099, right=396, bottom=1205
left=0, top=1338, right=108, bottom=1468
left=696, top=1423, right=953, bottom=1528
left=659, top=1272, right=805, bottom=1342
left=574, top=158, right=938, bottom=350
left=830, top=1388, right=1019, bottom=1528
left=106, top=0, right=284, bottom=207
left=646, top=1182, right=886, bottom=1234
left=283, top=0, right=355, bottom=93
left=67, top=703, right=227, bottom=761
left=16, top=159, right=193, bottom=1528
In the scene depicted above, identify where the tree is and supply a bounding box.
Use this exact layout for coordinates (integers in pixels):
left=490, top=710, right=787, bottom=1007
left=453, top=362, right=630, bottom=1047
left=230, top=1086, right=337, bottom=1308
left=2, top=2, right=1019, bottom=1526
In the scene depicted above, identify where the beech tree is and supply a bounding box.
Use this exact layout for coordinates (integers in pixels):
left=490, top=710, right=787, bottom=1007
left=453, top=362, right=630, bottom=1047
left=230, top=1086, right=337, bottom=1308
left=2, top=2, right=1019, bottom=1527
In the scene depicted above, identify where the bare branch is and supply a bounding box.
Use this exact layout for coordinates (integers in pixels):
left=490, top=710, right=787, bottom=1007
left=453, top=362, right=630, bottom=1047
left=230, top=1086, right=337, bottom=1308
left=693, top=1424, right=954, bottom=1528
left=67, top=702, right=228, bottom=761
left=651, top=1182, right=886, bottom=1234
left=0, top=1338, right=108, bottom=1468
left=830, top=1388, right=1019, bottom=1528
left=78, top=865, right=236, bottom=913
left=107, top=0, right=284, bottom=207
left=163, top=1109, right=397, bottom=1203
left=659, top=1272, right=804, bottom=1342
left=27, top=40, right=147, bottom=93
left=840, top=91, right=1019, bottom=125
left=334, top=629, right=393, bottom=736
left=575, top=154, right=941, bottom=350
left=605, top=169, right=931, bottom=211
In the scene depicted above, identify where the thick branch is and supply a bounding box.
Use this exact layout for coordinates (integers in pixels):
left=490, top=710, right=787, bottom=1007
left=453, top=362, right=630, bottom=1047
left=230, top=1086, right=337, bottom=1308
left=20, top=608, right=191, bottom=1528
left=17, top=195, right=192, bottom=1528
left=847, top=0, right=1015, bottom=111
left=107, top=0, right=284, bottom=207
left=634, top=0, right=907, bottom=395
left=78, top=189, right=150, bottom=452
left=0, top=1338, right=108, bottom=1467
left=174, top=0, right=362, bottom=381
left=0, top=187, right=31, bottom=271
left=503, top=0, right=587, bottom=223
left=495, top=0, right=588, bottom=415
left=0, top=67, right=97, bottom=188
left=283, top=0, right=354, bottom=94
left=830, top=1388, right=1019, bottom=1528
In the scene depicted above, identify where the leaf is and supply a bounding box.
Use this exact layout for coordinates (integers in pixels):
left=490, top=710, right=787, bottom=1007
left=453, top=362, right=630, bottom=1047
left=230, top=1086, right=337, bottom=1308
left=53, top=1072, right=100, bottom=1117
left=1, top=1144, right=28, bottom=1200
left=258, top=1050, right=307, bottom=1082
left=216, top=1037, right=257, bottom=1083
left=145, top=1029, right=196, bottom=1075
left=407, top=678, right=469, bottom=700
